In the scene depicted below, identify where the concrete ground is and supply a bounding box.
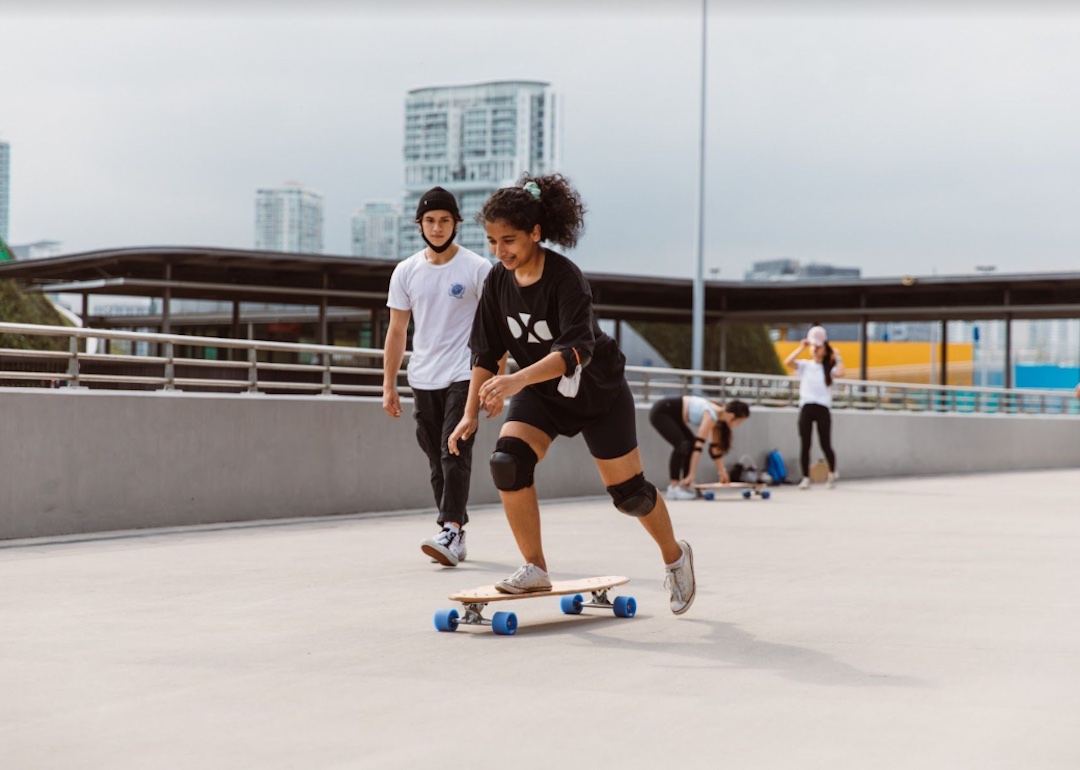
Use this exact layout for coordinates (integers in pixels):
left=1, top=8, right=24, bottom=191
left=2, top=469, right=1079, bottom=769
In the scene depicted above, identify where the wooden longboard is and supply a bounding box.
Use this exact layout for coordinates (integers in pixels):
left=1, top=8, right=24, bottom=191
left=694, top=481, right=771, bottom=500
left=694, top=481, right=766, bottom=490
left=435, top=575, right=635, bottom=636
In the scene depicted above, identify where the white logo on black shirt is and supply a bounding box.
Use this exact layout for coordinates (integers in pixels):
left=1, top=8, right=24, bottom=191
left=506, top=313, right=553, bottom=344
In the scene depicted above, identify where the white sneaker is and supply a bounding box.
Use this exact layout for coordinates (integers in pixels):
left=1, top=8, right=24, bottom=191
left=664, top=540, right=696, bottom=615
left=799, top=477, right=811, bottom=490
left=665, top=484, right=697, bottom=501
left=495, top=563, right=552, bottom=594
left=422, top=527, right=466, bottom=567
left=826, top=472, right=836, bottom=489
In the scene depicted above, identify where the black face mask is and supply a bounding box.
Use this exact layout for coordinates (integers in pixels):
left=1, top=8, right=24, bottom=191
left=420, top=225, right=457, bottom=254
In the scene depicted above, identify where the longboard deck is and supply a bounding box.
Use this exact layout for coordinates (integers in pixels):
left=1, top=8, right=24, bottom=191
left=694, top=481, right=765, bottom=490
left=449, top=575, right=629, bottom=604
left=436, top=575, right=636, bottom=635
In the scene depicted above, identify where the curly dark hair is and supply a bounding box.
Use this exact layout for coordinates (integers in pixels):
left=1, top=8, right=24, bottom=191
left=477, top=172, right=587, bottom=249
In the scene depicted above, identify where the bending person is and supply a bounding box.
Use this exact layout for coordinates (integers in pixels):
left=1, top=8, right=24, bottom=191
left=448, top=173, right=696, bottom=615
left=784, top=325, right=844, bottom=489
left=648, top=396, right=750, bottom=499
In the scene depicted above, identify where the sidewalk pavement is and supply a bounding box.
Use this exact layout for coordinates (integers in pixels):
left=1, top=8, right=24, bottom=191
left=2, top=470, right=1079, bottom=769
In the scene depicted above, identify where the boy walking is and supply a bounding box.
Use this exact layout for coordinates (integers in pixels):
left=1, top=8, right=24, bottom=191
left=383, top=187, right=495, bottom=566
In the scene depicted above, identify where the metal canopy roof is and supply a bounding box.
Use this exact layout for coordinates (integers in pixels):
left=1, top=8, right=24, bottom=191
left=2, top=246, right=1080, bottom=324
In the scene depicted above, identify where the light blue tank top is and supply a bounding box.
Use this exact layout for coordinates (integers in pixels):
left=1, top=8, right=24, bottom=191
left=686, top=396, right=718, bottom=431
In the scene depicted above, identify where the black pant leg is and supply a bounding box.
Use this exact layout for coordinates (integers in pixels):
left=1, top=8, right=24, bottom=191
left=798, top=405, right=814, bottom=476
left=437, top=381, right=473, bottom=527
left=817, top=408, right=836, bottom=472
left=412, top=387, right=447, bottom=523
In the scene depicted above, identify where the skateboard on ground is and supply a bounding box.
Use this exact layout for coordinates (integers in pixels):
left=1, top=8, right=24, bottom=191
left=434, top=575, right=636, bottom=636
left=694, top=481, right=772, bottom=500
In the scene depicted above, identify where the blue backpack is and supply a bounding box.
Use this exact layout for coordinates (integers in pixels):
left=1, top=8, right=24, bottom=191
left=765, top=450, right=787, bottom=485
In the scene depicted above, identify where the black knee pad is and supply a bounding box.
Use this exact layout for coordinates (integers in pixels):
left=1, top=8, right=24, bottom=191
left=490, top=437, right=538, bottom=491
left=606, top=472, right=658, bottom=517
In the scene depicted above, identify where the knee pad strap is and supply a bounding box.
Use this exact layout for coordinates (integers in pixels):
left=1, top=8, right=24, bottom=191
left=490, top=436, right=538, bottom=491
left=606, top=472, right=658, bottom=517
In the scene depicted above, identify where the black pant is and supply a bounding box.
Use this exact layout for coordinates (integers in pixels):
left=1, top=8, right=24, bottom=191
left=798, top=403, right=836, bottom=476
left=649, top=397, right=694, bottom=481
left=412, top=382, right=473, bottom=527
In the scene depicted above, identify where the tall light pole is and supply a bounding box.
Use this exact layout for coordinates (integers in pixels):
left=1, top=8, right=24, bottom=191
left=691, top=0, right=708, bottom=375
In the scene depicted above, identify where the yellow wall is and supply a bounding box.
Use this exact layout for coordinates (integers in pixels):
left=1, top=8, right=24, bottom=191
left=774, top=341, right=975, bottom=385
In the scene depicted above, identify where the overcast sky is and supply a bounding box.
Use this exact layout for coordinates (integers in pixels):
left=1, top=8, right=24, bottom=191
left=2, top=1, right=1078, bottom=279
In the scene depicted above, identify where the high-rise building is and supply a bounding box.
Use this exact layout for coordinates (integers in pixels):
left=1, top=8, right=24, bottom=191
left=351, top=201, right=402, bottom=259
left=0, top=142, right=10, bottom=242
left=10, top=240, right=63, bottom=260
left=255, top=182, right=323, bottom=254
left=745, top=258, right=860, bottom=282
left=399, top=80, right=560, bottom=257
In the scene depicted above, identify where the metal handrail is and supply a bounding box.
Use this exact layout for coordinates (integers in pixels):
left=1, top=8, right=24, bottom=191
left=2, top=322, right=1078, bottom=415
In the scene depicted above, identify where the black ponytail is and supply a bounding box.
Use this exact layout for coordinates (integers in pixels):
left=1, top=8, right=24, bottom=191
left=478, top=173, right=587, bottom=249
left=823, top=343, right=835, bottom=387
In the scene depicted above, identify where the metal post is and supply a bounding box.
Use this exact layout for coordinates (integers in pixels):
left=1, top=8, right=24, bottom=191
left=691, top=0, right=708, bottom=379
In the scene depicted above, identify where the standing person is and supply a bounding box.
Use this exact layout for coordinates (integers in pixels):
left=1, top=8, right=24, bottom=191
left=447, top=173, right=697, bottom=615
left=383, top=186, right=497, bottom=567
left=784, top=325, right=845, bottom=489
left=648, top=397, right=751, bottom=499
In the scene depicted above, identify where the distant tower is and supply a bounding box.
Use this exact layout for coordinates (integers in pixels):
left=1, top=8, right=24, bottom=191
left=351, top=201, right=402, bottom=259
left=400, top=80, right=561, bottom=257
left=255, top=182, right=324, bottom=254
left=0, top=141, right=10, bottom=242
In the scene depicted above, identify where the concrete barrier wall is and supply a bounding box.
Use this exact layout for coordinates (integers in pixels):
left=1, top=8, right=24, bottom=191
left=3, top=388, right=1079, bottom=540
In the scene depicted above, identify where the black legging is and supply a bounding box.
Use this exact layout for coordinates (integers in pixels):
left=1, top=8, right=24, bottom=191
left=649, top=397, right=695, bottom=481
left=798, top=403, right=836, bottom=476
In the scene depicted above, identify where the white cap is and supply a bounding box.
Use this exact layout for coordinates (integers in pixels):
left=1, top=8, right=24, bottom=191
left=807, top=326, right=828, bottom=345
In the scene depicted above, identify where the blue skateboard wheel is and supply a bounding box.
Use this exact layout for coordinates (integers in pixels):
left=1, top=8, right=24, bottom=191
left=561, top=594, right=584, bottom=615
left=434, top=608, right=459, bottom=632
left=762, top=489, right=771, bottom=500
left=613, top=596, right=637, bottom=618
left=742, top=489, right=752, bottom=499
left=491, top=611, right=518, bottom=636
left=704, top=491, right=715, bottom=501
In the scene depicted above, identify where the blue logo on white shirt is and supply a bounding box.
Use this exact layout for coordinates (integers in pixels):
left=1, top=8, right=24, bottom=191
left=448, top=283, right=465, bottom=299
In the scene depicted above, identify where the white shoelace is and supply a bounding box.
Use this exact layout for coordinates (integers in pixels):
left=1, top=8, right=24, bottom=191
left=665, top=562, right=691, bottom=602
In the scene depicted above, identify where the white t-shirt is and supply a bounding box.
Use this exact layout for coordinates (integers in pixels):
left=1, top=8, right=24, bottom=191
left=795, top=357, right=842, bottom=408
left=387, top=246, right=492, bottom=390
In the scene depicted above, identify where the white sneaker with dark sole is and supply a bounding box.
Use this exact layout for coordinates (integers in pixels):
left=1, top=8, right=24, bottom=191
left=422, top=527, right=466, bottom=567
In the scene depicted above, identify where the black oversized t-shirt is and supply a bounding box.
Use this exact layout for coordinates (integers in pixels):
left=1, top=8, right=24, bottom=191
left=470, top=249, right=626, bottom=420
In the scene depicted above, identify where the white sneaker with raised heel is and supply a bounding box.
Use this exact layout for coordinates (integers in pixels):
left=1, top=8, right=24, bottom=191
left=664, top=540, right=696, bottom=615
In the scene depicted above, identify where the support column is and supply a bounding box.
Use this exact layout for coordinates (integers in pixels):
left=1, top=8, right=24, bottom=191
left=939, top=319, right=948, bottom=386
left=231, top=300, right=242, bottom=361
left=162, top=263, right=172, bottom=335
left=859, top=316, right=869, bottom=381
left=1005, top=314, right=1014, bottom=389
left=318, top=272, right=329, bottom=346
left=719, top=320, right=728, bottom=372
